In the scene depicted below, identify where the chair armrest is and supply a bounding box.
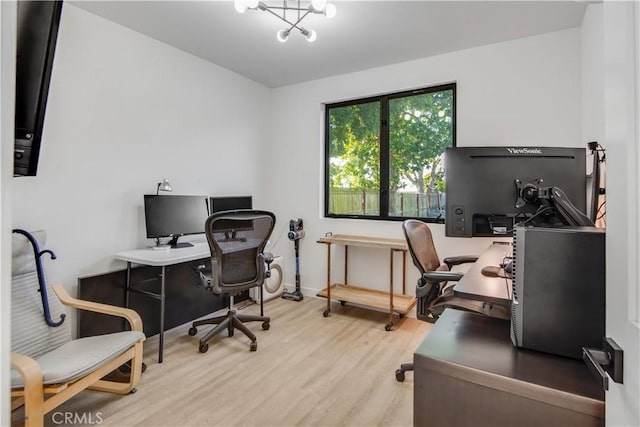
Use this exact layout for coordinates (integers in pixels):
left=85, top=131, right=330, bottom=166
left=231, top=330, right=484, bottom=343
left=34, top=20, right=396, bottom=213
left=261, top=252, right=274, bottom=278
left=443, top=255, right=478, bottom=269
left=11, top=352, right=45, bottom=424
left=262, top=252, right=274, bottom=265
left=52, top=285, right=143, bottom=332
left=423, top=271, right=464, bottom=283
left=11, top=352, right=43, bottom=387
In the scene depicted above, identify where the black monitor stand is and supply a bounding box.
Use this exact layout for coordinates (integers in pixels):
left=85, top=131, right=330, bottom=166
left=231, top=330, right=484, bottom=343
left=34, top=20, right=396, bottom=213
left=168, top=235, right=193, bottom=249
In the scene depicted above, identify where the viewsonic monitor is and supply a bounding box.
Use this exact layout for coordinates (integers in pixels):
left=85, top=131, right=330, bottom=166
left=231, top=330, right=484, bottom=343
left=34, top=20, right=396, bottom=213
left=445, top=147, right=587, bottom=237
left=144, top=195, right=208, bottom=248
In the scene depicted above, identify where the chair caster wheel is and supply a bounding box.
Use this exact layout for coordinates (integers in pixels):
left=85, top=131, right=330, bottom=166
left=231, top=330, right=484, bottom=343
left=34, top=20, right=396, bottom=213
left=188, top=327, right=197, bottom=336
left=130, top=388, right=138, bottom=394
left=385, top=323, right=393, bottom=331
left=395, top=369, right=405, bottom=382
left=250, top=342, right=257, bottom=351
left=323, top=310, right=330, bottom=317
left=199, top=342, right=209, bottom=353
left=262, top=322, right=270, bottom=330
left=229, top=329, right=234, bottom=337
left=340, top=300, right=346, bottom=306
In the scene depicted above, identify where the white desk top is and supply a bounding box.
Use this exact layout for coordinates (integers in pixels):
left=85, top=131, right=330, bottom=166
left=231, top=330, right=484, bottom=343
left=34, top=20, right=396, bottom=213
left=115, top=242, right=210, bottom=266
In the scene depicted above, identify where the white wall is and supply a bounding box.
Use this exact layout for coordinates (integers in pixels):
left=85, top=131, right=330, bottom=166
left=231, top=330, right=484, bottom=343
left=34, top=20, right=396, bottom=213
left=582, top=5, right=605, bottom=146
left=11, top=4, right=271, bottom=296
left=266, top=28, right=583, bottom=295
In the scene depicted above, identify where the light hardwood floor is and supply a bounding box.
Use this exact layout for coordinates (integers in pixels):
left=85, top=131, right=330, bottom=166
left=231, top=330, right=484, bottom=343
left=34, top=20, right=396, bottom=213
left=13, top=297, right=431, bottom=427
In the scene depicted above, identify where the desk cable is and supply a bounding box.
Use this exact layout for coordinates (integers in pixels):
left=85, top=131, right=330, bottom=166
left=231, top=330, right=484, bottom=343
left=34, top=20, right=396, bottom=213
left=501, top=254, right=513, bottom=301
left=501, top=206, right=556, bottom=235
left=265, top=222, right=288, bottom=253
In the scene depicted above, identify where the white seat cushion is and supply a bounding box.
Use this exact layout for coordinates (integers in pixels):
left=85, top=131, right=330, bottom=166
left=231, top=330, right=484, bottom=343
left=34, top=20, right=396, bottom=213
left=12, top=331, right=145, bottom=388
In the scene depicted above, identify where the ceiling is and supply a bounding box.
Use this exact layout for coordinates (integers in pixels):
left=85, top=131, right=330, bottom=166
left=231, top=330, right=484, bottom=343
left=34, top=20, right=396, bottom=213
left=70, top=1, right=587, bottom=88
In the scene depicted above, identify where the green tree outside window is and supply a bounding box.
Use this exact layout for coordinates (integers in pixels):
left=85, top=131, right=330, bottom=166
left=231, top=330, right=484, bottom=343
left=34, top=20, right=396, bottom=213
left=325, top=84, right=455, bottom=221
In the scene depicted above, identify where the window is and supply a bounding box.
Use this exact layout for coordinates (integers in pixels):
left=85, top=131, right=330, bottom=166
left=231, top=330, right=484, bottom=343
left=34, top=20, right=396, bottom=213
left=325, top=83, right=456, bottom=222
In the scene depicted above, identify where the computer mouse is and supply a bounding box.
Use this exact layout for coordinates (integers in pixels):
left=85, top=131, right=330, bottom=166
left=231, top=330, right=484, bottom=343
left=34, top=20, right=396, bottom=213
left=481, top=265, right=502, bottom=277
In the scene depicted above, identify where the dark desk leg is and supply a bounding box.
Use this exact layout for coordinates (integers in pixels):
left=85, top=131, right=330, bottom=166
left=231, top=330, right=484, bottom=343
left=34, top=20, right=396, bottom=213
left=122, top=262, right=166, bottom=363
left=124, top=262, right=132, bottom=332
left=158, top=265, right=166, bottom=363
left=125, top=262, right=131, bottom=307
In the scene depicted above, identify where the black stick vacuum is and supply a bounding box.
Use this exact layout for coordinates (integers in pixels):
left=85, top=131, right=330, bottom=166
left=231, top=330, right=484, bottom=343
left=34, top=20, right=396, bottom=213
left=282, top=218, right=304, bottom=301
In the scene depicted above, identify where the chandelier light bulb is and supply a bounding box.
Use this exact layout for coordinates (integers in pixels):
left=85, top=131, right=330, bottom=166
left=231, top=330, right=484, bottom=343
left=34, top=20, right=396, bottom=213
left=234, top=0, right=248, bottom=13
left=246, top=0, right=260, bottom=9
left=325, top=3, right=336, bottom=19
left=305, top=29, right=317, bottom=42
left=277, top=29, right=290, bottom=43
left=311, top=0, right=327, bottom=12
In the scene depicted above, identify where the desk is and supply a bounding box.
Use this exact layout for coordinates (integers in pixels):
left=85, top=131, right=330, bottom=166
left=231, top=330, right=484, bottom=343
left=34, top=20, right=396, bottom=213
left=454, top=241, right=512, bottom=306
left=115, top=243, right=210, bottom=363
left=414, top=309, right=604, bottom=426
left=316, top=234, right=414, bottom=331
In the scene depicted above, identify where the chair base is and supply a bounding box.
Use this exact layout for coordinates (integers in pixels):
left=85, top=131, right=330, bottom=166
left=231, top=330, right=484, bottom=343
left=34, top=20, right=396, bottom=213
left=189, top=310, right=270, bottom=353
left=395, top=363, right=414, bottom=382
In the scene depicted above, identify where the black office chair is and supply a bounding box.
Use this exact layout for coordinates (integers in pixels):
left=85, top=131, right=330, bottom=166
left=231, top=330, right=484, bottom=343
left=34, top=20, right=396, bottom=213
left=188, top=210, right=275, bottom=353
left=395, top=219, right=509, bottom=381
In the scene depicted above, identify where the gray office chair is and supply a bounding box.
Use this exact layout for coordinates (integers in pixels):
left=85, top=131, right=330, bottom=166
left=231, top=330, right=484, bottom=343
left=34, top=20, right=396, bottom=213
left=396, top=219, right=509, bottom=381
left=189, top=210, right=275, bottom=353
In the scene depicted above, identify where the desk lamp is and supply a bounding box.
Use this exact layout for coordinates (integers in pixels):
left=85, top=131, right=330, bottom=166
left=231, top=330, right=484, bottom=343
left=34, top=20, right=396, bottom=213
left=154, top=179, right=172, bottom=248
left=156, top=179, right=172, bottom=195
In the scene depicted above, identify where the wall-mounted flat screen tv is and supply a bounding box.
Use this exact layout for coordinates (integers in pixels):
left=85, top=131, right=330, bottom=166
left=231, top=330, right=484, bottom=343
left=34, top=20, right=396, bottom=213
left=14, top=0, right=63, bottom=176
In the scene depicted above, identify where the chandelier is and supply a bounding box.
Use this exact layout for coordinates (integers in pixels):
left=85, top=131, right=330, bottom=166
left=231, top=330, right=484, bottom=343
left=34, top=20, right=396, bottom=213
left=234, top=0, right=337, bottom=43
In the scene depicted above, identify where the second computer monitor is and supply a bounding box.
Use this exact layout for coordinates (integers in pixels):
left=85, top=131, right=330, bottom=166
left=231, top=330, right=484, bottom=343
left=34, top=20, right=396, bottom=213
left=209, top=195, right=253, bottom=214
left=209, top=195, right=253, bottom=237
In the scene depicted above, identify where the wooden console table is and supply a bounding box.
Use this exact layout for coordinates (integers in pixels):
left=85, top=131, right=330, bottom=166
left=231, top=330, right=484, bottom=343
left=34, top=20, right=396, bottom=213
left=316, top=234, right=414, bottom=331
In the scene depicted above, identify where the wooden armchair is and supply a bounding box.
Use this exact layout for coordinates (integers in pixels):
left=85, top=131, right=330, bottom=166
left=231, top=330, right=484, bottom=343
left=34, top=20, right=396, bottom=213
left=10, top=230, right=145, bottom=427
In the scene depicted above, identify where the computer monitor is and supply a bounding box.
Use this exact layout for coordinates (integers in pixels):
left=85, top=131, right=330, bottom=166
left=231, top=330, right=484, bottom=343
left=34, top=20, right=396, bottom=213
left=445, top=146, right=587, bottom=237
left=209, top=195, right=253, bottom=214
left=144, top=195, right=209, bottom=248
left=209, top=196, right=253, bottom=239
left=587, top=142, right=605, bottom=223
